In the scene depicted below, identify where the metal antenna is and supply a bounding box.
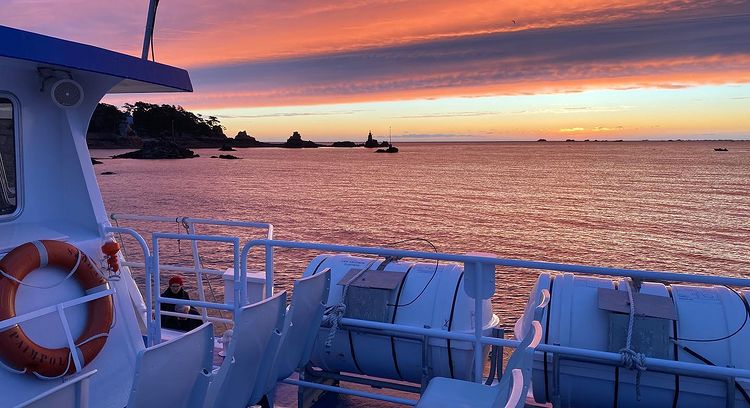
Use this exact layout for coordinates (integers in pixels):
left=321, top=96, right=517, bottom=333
left=141, top=0, right=159, bottom=60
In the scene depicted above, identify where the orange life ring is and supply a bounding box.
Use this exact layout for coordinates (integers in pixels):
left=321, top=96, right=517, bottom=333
left=0, top=240, right=114, bottom=377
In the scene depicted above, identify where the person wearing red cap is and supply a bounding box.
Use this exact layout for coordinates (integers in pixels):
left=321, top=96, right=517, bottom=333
left=160, top=274, right=201, bottom=331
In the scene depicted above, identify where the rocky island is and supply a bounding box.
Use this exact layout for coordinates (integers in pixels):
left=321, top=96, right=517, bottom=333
left=232, top=131, right=272, bottom=148
left=87, top=102, right=230, bottom=151
left=363, top=131, right=390, bottom=148
left=87, top=102, right=369, bottom=158
left=331, top=141, right=358, bottom=147
left=283, top=131, right=321, bottom=148
left=112, top=140, right=199, bottom=159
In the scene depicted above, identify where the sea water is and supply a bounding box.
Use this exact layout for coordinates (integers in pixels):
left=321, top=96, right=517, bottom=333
left=93, top=140, right=750, bottom=326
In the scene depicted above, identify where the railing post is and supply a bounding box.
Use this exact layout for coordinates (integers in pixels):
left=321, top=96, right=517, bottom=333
left=233, top=239, right=241, bottom=311
left=76, top=371, right=91, bottom=408
left=143, top=253, right=154, bottom=346
left=463, top=254, right=495, bottom=384
left=265, top=243, right=274, bottom=299
left=474, top=262, right=483, bottom=383
left=57, top=304, right=82, bottom=373
left=151, top=237, right=162, bottom=345
left=186, top=221, right=209, bottom=322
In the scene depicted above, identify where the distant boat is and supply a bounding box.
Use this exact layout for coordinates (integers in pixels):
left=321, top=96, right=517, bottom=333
left=375, top=145, right=399, bottom=153
left=714, top=147, right=728, bottom=151
left=376, top=126, right=398, bottom=153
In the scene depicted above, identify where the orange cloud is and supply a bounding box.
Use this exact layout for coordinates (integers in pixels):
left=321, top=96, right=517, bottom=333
left=106, top=54, right=750, bottom=110
left=146, top=0, right=748, bottom=67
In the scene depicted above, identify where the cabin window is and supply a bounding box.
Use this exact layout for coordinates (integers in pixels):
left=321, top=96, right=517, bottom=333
left=0, top=97, right=17, bottom=216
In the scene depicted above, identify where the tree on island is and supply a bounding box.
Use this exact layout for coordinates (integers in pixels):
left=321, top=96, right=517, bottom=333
left=86, top=103, right=140, bottom=148
left=87, top=102, right=231, bottom=149
left=87, top=103, right=125, bottom=134
left=123, top=102, right=225, bottom=141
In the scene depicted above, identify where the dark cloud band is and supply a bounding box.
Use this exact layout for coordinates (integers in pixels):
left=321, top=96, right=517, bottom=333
left=190, top=12, right=750, bottom=105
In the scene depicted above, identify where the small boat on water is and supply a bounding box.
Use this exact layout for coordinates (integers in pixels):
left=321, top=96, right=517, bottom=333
left=1, top=3, right=749, bottom=407
left=375, top=145, right=399, bottom=153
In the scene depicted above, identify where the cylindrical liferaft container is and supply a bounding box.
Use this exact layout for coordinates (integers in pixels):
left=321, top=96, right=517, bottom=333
left=304, top=254, right=499, bottom=383
left=515, top=272, right=750, bottom=408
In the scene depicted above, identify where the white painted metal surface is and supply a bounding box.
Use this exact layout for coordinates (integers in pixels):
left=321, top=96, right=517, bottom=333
left=519, top=273, right=750, bottom=407
left=303, top=254, right=499, bottom=383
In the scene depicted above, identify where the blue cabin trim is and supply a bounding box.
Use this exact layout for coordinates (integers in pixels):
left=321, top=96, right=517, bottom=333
left=0, top=25, right=192, bottom=93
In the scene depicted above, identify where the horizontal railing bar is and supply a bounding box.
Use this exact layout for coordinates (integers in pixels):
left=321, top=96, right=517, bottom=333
left=245, top=239, right=750, bottom=287
left=283, top=378, right=417, bottom=406
left=337, top=325, right=425, bottom=341
left=154, top=233, right=241, bottom=245
left=159, top=310, right=233, bottom=324
left=0, top=289, right=114, bottom=331
left=311, top=371, right=422, bottom=394
left=157, top=296, right=234, bottom=312
left=15, top=369, right=97, bottom=406
left=104, top=227, right=151, bottom=257
left=339, top=318, right=750, bottom=380
left=111, top=213, right=273, bottom=231
left=122, top=261, right=225, bottom=276
left=340, top=318, right=493, bottom=344
left=536, top=343, right=750, bottom=380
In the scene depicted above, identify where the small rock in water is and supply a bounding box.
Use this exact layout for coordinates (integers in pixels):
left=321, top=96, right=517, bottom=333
left=100, top=171, right=116, bottom=175
left=218, top=154, right=240, bottom=160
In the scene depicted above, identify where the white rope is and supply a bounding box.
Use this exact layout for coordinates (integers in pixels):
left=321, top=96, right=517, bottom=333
left=322, top=303, right=346, bottom=350
left=0, top=250, right=81, bottom=289
left=0, top=357, right=27, bottom=375
left=619, top=279, right=647, bottom=401
left=32, top=353, right=73, bottom=381
left=320, top=261, right=377, bottom=351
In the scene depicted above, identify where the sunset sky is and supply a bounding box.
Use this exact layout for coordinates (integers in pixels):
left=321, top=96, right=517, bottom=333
left=2, top=0, right=749, bottom=141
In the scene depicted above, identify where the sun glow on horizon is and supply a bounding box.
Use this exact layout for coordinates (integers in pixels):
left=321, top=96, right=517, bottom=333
left=176, top=84, right=750, bottom=142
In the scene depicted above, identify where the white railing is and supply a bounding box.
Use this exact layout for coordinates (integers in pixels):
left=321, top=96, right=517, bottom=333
left=108, top=214, right=272, bottom=329
left=105, top=219, right=750, bottom=406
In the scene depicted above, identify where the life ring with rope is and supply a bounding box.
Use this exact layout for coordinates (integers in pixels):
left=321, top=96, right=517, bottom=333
left=0, top=240, right=114, bottom=378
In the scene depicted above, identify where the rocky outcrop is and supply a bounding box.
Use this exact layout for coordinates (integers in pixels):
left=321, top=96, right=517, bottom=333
left=219, top=143, right=236, bottom=151
left=218, top=154, right=240, bottom=159
left=283, top=131, right=321, bottom=148
left=332, top=141, right=358, bottom=147
left=232, top=131, right=271, bottom=148
left=112, top=140, right=199, bottom=159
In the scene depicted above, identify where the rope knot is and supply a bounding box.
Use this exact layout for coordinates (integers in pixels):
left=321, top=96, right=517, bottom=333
left=619, top=347, right=647, bottom=400
left=323, top=303, right=347, bottom=350
left=620, top=278, right=647, bottom=401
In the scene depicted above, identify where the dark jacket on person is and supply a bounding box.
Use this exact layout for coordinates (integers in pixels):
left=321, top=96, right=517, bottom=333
left=160, top=287, right=201, bottom=331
